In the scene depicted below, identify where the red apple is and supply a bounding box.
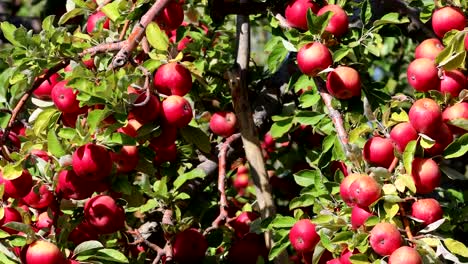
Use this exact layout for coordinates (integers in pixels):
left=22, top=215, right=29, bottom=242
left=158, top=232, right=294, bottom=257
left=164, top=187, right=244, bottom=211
left=390, top=122, right=418, bottom=153
left=22, top=183, right=54, bottom=209
left=348, top=174, right=381, bottom=207
left=289, top=219, right=319, bottom=253
left=388, top=246, right=422, bottom=264
left=339, top=173, right=364, bottom=206
left=327, top=258, right=342, bottom=264
left=35, top=211, right=53, bottom=230
left=33, top=72, right=60, bottom=100
left=231, top=211, right=259, bottom=238
left=411, top=158, right=441, bottom=194
left=84, top=195, right=125, bottom=234
left=11, top=123, right=26, bottom=137
left=228, top=233, right=268, bottom=264
left=149, top=123, right=178, bottom=147
left=55, top=170, right=95, bottom=200
left=411, top=198, right=443, bottom=226
left=152, top=142, right=178, bottom=165
left=408, top=98, right=443, bottom=137
left=111, top=145, right=139, bottom=173
left=25, top=240, right=66, bottom=264
left=406, top=58, right=440, bottom=92
left=439, top=70, right=466, bottom=97
left=351, top=206, right=373, bottom=229
left=285, top=0, right=320, bottom=30
left=363, top=136, right=395, bottom=168
left=29, top=149, right=51, bottom=162
left=86, top=11, right=110, bottom=34
left=432, top=6, right=466, bottom=38
left=317, top=4, right=349, bottom=37
left=155, top=1, right=184, bottom=31
left=423, top=122, right=453, bottom=156
left=117, top=118, right=143, bottom=138
left=173, top=228, right=208, bottom=264
left=330, top=160, right=348, bottom=177
left=0, top=170, right=33, bottom=199
left=326, top=66, right=361, bottom=99
left=51, top=81, right=82, bottom=113
left=0, top=207, right=23, bottom=234
left=297, top=42, right=333, bottom=76
left=209, top=111, right=237, bottom=137
left=72, top=143, right=113, bottom=182
left=465, top=34, right=468, bottom=51
left=68, top=222, right=99, bottom=245
left=161, top=95, right=193, bottom=128
left=129, top=92, right=161, bottom=124
left=415, top=38, right=444, bottom=60
left=0, top=131, right=21, bottom=151
left=154, top=62, right=192, bottom=96
left=369, top=222, right=402, bottom=256
left=340, top=248, right=357, bottom=264
left=442, top=102, right=468, bottom=134
left=233, top=170, right=249, bottom=190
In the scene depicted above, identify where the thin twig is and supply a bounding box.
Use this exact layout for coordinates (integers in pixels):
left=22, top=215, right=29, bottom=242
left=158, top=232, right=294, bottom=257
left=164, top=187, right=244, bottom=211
left=399, top=203, right=414, bottom=242
left=80, top=42, right=125, bottom=57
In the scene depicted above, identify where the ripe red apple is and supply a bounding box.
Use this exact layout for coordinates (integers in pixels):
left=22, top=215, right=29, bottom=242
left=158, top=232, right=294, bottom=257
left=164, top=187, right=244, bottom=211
left=411, top=198, right=443, bottom=226
left=152, top=142, right=178, bottom=165
left=25, top=240, right=66, bottom=264
left=29, top=149, right=51, bottom=162
left=339, top=173, right=364, bottom=206
left=68, top=222, right=99, bottom=245
left=439, top=70, right=466, bottom=97
left=55, top=170, right=95, bottom=200
left=415, top=38, right=444, bottom=60
left=0, top=170, right=34, bottom=199
left=317, top=4, right=349, bottom=37
left=161, top=95, right=193, bottom=128
left=411, top=158, right=441, bottom=194
left=390, top=122, right=418, bottom=153
left=423, top=122, right=453, bottom=156
left=231, top=211, right=259, bottom=238
left=363, top=136, right=395, bottom=168
left=228, top=233, right=268, bottom=264
left=297, top=42, right=333, bottom=76
left=327, top=258, right=342, bottom=264
left=155, top=1, right=184, bottom=31
left=72, top=143, right=113, bottom=182
left=153, top=62, right=192, bottom=96
left=340, top=248, right=358, bottom=264
left=172, top=228, right=208, bottom=264
left=388, top=246, right=422, bottom=264
left=289, top=219, right=319, bottom=253
left=285, top=0, right=320, bottom=30
left=351, top=206, right=373, bottom=229
left=261, top=132, right=276, bottom=154
left=432, top=6, right=466, bottom=38
left=11, top=122, right=26, bottom=137
left=408, top=98, right=443, bottom=137
left=51, top=81, right=82, bottom=113
left=0, top=207, right=23, bottom=234
left=129, top=92, right=161, bottom=124
left=406, top=58, right=440, bottom=92
left=348, top=174, right=381, bottom=207
left=330, top=160, right=348, bottom=177
left=209, top=111, right=237, bottom=137
left=369, top=222, right=402, bottom=256
left=0, top=131, right=21, bottom=152
left=86, top=11, right=110, bottom=34
left=233, top=170, right=249, bottom=190
left=33, top=72, right=60, bottom=100
left=22, top=183, right=54, bottom=209
left=35, top=211, right=53, bottom=230
left=117, top=118, right=143, bottom=138
left=84, top=195, right=125, bottom=234
left=326, top=66, right=361, bottom=99
left=111, top=145, right=139, bottom=173
left=442, top=102, right=468, bottom=134
left=149, top=123, right=178, bottom=147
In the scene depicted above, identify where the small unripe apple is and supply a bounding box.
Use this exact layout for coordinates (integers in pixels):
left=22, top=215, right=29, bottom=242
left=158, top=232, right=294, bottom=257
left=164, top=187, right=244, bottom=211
left=129, top=92, right=161, bottom=124
left=423, top=123, right=453, bottom=156
left=326, top=66, right=361, bottom=99
left=161, top=95, right=193, bottom=128
left=369, top=222, right=402, bottom=256
left=33, top=72, right=60, bottom=100
left=351, top=206, right=373, bottom=229
left=154, top=62, right=192, bottom=96
left=363, top=136, right=395, bottom=168
left=173, top=228, right=208, bottom=264
left=209, top=111, right=237, bottom=137
left=390, top=122, right=418, bottom=153
left=289, top=219, right=319, bottom=253
left=55, top=170, right=95, bottom=200
left=348, top=174, right=381, bottom=207
left=339, top=173, right=364, bottom=206
left=84, top=195, right=125, bottom=234
left=86, top=11, right=110, bottom=34
left=317, top=4, right=349, bottom=37
left=388, top=246, right=422, bottom=264
left=155, top=1, right=184, bottom=31
left=72, top=143, right=113, bottom=182
left=439, top=70, right=466, bottom=98
left=442, top=102, right=468, bottom=135
left=51, top=81, right=83, bottom=113
left=111, top=145, right=139, bottom=173
left=411, top=198, right=443, bottom=226
left=22, top=183, right=54, bottom=209
left=406, top=58, right=440, bottom=92
left=411, top=158, right=441, bottom=194
left=409, top=98, right=443, bottom=138
left=231, top=211, right=259, bottom=238
left=0, top=207, right=23, bottom=234
left=415, top=38, right=444, bottom=60
left=432, top=6, right=466, bottom=38
left=297, top=42, right=333, bottom=76
left=285, top=0, right=320, bottom=30
left=25, top=240, right=66, bottom=264
left=0, top=170, right=34, bottom=199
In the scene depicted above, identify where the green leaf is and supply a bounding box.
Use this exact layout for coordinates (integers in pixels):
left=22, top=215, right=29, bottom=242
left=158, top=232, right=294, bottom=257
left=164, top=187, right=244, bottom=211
left=436, top=31, right=467, bottom=70
left=0, top=22, right=21, bottom=47
left=73, top=240, right=104, bottom=256
left=174, top=192, right=190, bottom=200
left=106, top=132, right=137, bottom=146
left=439, top=165, right=468, bottom=180
left=101, top=1, right=121, bottom=21
left=403, top=140, right=417, bottom=175
left=173, top=168, right=206, bottom=191
left=299, top=92, right=321, bottom=108
left=146, top=22, right=169, bottom=51
left=47, top=130, right=66, bottom=157
left=448, top=118, right=468, bottom=131
left=3, top=222, right=35, bottom=238
left=420, top=134, right=435, bottom=149
left=383, top=202, right=399, bottom=219
left=267, top=41, right=288, bottom=73
left=58, top=128, right=77, bottom=139
left=2, top=161, right=23, bottom=180
left=289, top=194, right=315, bottom=210
left=293, top=170, right=319, bottom=187
left=87, top=109, right=110, bottom=132
left=333, top=48, right=355, bottom=63
left=95, top=248, right=129, bottom=263
left=373, top=12, right=410, bottom=27
left=444, top=133, right=468, bottom=159
left=269, top=216, right=296, bottom=229
left=268, top=232, right=290, bottom=261
left=58, top=8, right=86, bottom=25
left=331, top=231, right=354, bottom=243
left=137, top=199, right=158, bottom=213
left=307, top=9, right=333, bottom=35
left=180, top=125, right=211, bottom=153
left=270, top=117, right=294, bottom=138
left=444, top=238, right=468, bottom=258
left=349, top=254, right=370, bottom=264
left=33, top=108, right=60, bottom=136
left=294, top=111, right=325, bottom=126
left=153, top=176, right=168, bottom=198
left=399, top=174, right=416, bottom=193
left=42, top=16, right=55, bottom=32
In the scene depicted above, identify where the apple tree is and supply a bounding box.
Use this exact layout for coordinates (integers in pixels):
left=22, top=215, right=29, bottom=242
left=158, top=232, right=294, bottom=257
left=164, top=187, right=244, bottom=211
left=0, top=0, right=467, bottom=263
